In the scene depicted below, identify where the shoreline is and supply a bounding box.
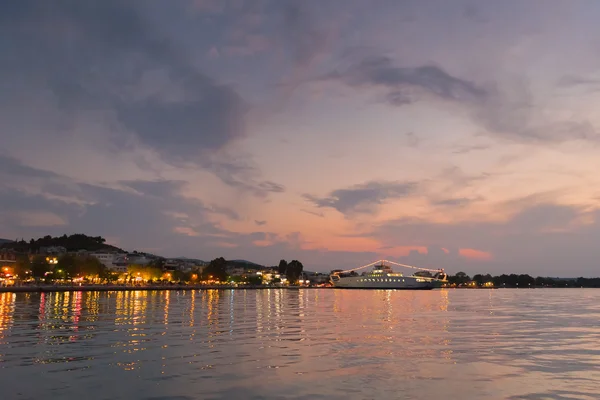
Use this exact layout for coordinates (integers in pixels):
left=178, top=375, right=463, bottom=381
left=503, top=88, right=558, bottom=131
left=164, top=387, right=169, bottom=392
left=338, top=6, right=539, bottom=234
left=0, top=285, right=591, bottom=293
left=0, top=284, right=330, bottom=293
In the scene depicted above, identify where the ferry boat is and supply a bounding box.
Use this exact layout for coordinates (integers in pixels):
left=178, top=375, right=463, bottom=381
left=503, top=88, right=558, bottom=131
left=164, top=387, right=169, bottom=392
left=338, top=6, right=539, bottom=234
left=329, top=260, right=447, bottom=290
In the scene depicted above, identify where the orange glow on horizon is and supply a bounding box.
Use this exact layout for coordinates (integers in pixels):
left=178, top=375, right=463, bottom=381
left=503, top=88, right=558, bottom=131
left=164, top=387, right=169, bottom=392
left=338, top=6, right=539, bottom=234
left=459, top=248, right=492, bottom=261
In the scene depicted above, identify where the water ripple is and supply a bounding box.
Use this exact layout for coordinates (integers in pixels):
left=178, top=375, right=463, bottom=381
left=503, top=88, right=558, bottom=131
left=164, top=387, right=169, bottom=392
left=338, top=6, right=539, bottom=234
left=0, top=289, right=599, bottom=399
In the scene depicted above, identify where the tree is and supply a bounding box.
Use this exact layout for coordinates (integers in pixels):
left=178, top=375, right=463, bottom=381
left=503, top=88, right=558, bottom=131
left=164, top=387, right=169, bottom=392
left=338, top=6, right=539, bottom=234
left=127, top=264, right=162, bottom=281
left=202, top=257, right=228, bottom=281
left=472, top=274, right=484, bottom=286
left=450, top=271, right=470, bottom=285
left=171, top=270, right=188, bottom=282
left=14, top=255, right=31, bottom=278
left=247, top=275, right=262, bottom=285
left=58, top=254, right=78, bottom=277
left=278, top=259, right=288, bottom=274
left=30, top=255, right=49, bottom=280
left=286, top=260, right=304, bottom=284
left=79, top=256, right=105, bottom=277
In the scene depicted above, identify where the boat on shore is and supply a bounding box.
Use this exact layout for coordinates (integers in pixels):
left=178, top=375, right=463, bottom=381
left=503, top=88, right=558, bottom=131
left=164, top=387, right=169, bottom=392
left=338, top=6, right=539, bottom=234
left=329, top=260, right=447, bottom=290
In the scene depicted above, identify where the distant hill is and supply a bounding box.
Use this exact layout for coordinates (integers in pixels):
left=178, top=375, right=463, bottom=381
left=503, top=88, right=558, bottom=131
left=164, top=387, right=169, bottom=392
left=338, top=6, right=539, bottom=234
left=228, top=259, right=265, bottom=269
left=0, top=234, right=123, bottom=253
left=0, top=238, right=13, bottom=245
left=174, top=256, right=207, bottom=263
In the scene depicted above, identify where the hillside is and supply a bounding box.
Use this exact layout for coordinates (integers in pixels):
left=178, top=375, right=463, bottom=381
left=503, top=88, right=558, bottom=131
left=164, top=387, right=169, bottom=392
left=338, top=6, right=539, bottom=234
left=228, top=259, right=265, bottom=269
left=0, top=238, right=13, bottom=245
left=0, top=234, right=123, bottom=253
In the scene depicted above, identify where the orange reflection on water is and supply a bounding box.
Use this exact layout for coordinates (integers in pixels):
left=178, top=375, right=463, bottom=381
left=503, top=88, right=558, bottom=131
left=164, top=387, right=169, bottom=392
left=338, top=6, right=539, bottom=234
left=70, top=291, right=82, bottom=340
left=0, top=292, right=15, bottom=340
left=132, top=290, right=148, bottom=326
left=189, top=290, right=196, bottom=328
left=86, top=291, right=100, bottom=321
left=163, top=290, right=170, bottom=326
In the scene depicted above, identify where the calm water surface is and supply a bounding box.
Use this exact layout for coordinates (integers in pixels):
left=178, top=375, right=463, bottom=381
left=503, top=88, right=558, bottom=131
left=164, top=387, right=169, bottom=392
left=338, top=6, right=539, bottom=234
left=1, top=289, right=599, bottom=399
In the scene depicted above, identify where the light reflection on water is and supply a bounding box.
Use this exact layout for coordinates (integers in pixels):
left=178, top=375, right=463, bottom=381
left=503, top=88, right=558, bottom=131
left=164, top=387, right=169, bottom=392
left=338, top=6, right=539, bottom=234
left=0, top=289, right=599, bottom=399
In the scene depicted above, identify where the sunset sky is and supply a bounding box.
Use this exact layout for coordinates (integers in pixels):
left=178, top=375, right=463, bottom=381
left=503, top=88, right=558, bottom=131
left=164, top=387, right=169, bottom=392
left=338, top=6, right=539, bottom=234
left=2, top=0, right=600, bottom=276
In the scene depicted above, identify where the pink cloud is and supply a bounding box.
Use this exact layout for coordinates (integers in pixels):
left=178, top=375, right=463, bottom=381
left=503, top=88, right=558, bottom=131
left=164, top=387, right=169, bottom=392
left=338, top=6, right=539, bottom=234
left=459, top=248, right=493, bottom=261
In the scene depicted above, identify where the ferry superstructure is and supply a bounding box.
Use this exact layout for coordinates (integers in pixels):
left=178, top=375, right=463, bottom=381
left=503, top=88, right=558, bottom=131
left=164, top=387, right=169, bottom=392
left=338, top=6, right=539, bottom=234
left=329, top=260, right=447, bottom=289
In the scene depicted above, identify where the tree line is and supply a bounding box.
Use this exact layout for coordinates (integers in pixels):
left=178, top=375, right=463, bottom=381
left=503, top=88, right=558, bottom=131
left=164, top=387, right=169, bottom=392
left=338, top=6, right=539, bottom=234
left=448, top=271, right=600, bottom=288
left=13, top=254, right=106, bottom=281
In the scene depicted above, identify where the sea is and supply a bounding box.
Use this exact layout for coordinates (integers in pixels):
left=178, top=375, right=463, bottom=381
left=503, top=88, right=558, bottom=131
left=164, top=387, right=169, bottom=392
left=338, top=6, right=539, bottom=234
left=0, top=289, right=599, bottom=399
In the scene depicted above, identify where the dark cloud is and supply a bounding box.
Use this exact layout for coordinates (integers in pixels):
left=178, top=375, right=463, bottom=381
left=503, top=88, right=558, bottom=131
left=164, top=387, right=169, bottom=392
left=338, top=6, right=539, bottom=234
left=301, top=209, right=325, bottom=218
left=0, top=155, right=61, bottom=179
left=325, top=55, right=598, bottom=144
left=281, top=0, right=331, bottom=70
left=121, top=180, right=187, bottom=198
left=208, top=205, right=242, bottom=221
left=325, top=55, right=487, bottom=104
left=304, top=181, right=416, bottom=216
left=557, top=75, right=600, bottom=88
left=471, top=82, right=598, bottom=143
left=203, top=158, right=286, bottom=198
left=452, top=144, right=490, bottom=154
left=1, top=0, right=247, bottom=165
left=254, top=220, right=267, bottom=226
left=0, top=159, right=225, bottom=253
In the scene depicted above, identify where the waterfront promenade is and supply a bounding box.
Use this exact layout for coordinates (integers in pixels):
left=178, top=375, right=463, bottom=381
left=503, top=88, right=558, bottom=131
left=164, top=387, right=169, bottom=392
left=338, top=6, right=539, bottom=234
left=0, top=284, right=324, bottom=293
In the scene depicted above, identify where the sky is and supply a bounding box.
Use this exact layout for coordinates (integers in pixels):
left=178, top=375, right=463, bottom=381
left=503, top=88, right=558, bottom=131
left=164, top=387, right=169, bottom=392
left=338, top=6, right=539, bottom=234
left=2, top=0, right=600, bottom=276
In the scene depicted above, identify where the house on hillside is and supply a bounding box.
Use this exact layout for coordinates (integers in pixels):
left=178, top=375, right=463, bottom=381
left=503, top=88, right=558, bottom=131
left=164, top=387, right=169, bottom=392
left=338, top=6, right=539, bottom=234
left=126, top=253, right=152, bottom=266
left=39, top=246, right=67, bottom=255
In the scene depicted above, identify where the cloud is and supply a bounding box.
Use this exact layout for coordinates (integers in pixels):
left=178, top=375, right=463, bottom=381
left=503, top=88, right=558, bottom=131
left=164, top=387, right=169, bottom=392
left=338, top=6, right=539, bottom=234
left=325, top=55, right=599, bottom=144
left=452, top=144, right=490, bottom=154
left=459, top=248, right=492, bottom=261
left=471, top=81, right=598, bottom=144
left=301, top=209, right=324, bottom=218
left=202, top=157, right=286, bottom=198
left=304, top=181, right=417, bottom=216
left=208, top=205, right=242, bottom=221
left=254, top=220, right=267, bottom=226
left=0, top=0, right=256, bottom=182
left=0, top=154, right=61, bottom=179
left=121, top=180, right=187, bottom=198
left=557, top=75, right=600, bottom=89
left=0, top=157, right=224, bottom=251
left=432, top=197, right=479, bottom=208
left=325, top=55, right=487, bottom=104
left=281, top=1, right=332, bottom=70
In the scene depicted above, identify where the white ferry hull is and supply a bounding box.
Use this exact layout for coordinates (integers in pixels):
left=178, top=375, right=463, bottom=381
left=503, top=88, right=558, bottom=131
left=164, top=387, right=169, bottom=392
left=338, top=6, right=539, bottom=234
left=331, top=275, right=442, bottom=289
